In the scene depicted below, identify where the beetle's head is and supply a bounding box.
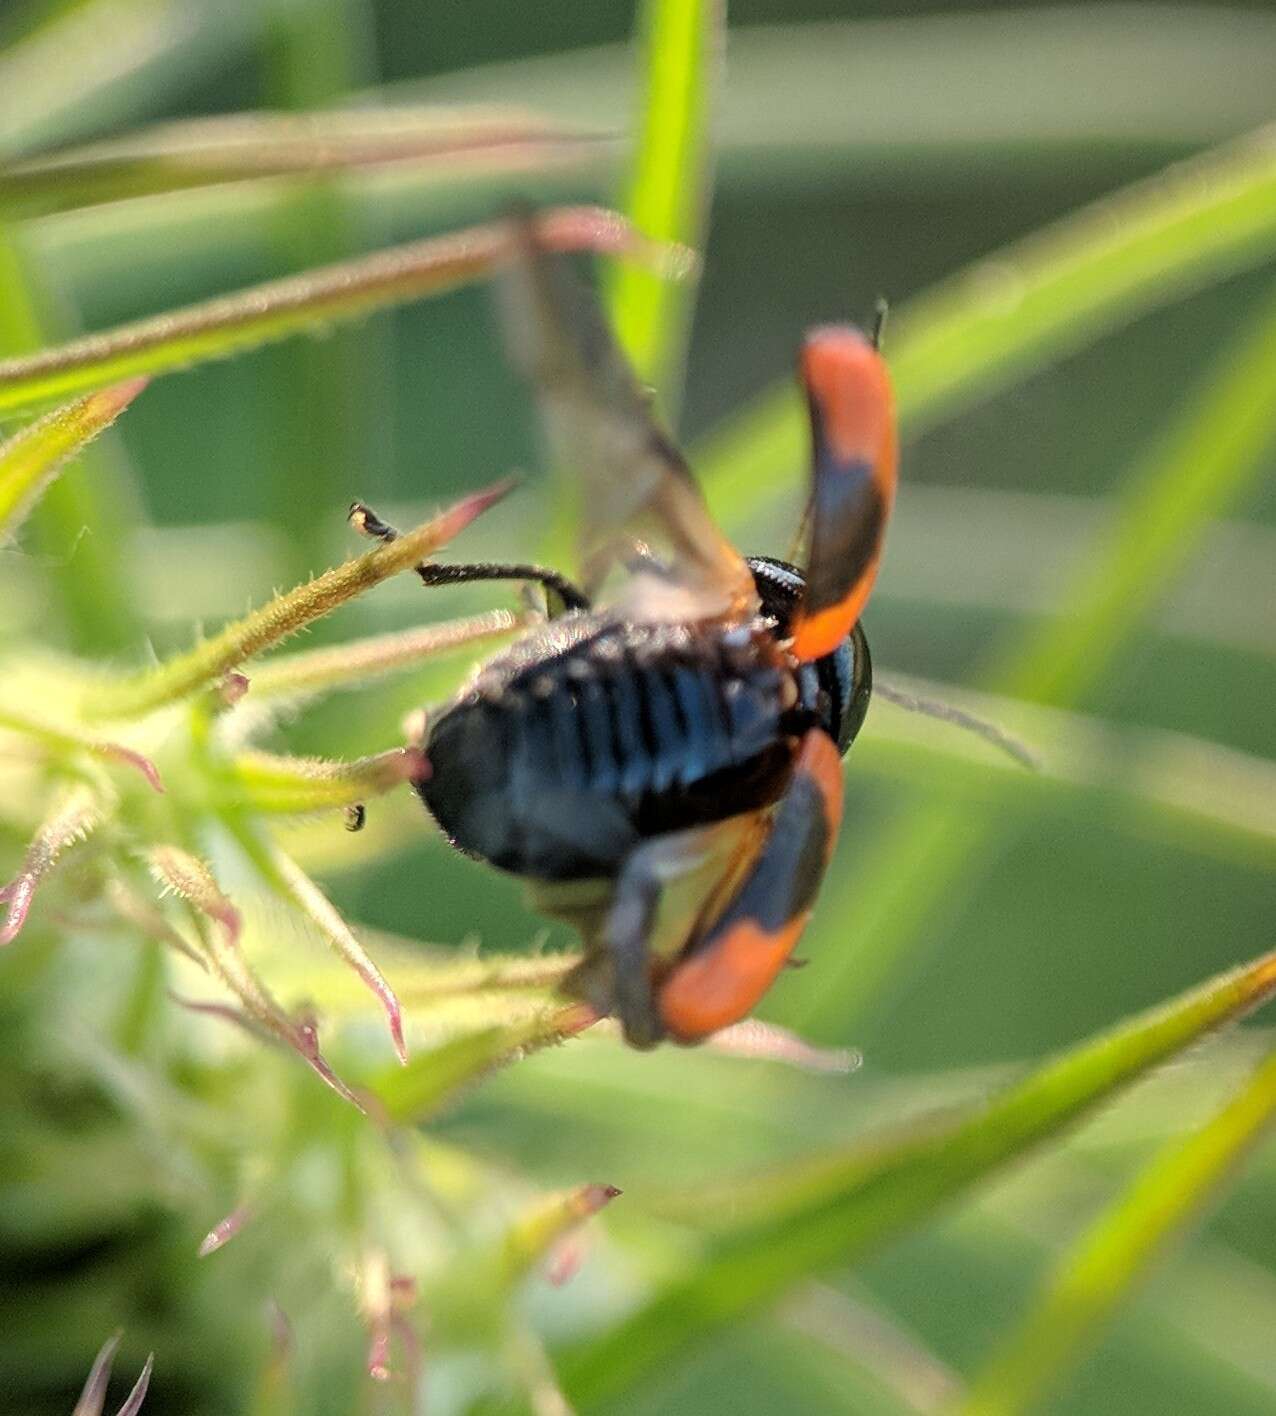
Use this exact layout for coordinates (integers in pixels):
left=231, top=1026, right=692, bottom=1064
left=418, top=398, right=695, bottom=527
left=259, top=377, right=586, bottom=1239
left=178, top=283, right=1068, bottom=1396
left=747, top=555, right=871, bottom=755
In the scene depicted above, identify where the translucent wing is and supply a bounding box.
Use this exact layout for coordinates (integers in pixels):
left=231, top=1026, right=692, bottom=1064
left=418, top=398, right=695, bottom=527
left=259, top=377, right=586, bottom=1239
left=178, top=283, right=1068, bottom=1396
left=500, top=211, right=756, bottom=624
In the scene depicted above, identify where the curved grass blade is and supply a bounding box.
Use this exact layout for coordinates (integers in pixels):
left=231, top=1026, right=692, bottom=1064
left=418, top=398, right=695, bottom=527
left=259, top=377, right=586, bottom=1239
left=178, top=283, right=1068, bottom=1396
left=0, top=377, right=145, bottom=538
left=0, top=107, right=608, bottom=220
left=0, top=206, right=678, bottom=417
left=987, top=271, right=1276, bottom=704
left=697, top=123, right=1276, bottom=515
left=81, top=482, right=510, bottom=720
left=557, top=944, right=1276, bottom=1407
left=605, top=0, right=721, bottom=399
left=801, top=274, right=1276, bottom=1034
left=0, top=0, right=277, bottom=160
left=958, top=1042, right=1276, bottom=1416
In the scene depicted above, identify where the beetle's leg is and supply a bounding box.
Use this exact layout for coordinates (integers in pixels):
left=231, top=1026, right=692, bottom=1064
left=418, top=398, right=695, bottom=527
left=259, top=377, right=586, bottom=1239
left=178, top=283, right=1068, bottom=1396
left=349, top=502, right=590, bottom=614
left=789, top=327, right=897, bottom=663
left=564, top=817, right=761, bottom=1049
left=658, top=728, right=844, bottom=1043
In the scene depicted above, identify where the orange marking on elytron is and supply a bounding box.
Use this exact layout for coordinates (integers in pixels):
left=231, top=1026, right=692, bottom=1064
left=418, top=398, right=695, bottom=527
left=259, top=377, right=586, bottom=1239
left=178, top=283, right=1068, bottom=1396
left=659, top=732, right=845, bottom=1042
left=661, top=916, right=810, bottom=1041
left=792, top=591, right=875, bottom=662
left=800, top=327, right=895, bottom=474
left=792, top=328, right=898, bottom=661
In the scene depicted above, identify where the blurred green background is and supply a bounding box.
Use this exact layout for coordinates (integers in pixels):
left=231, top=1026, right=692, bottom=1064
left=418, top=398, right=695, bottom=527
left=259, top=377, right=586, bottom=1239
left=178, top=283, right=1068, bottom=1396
left=2, top=1, right=1276, bottom=1413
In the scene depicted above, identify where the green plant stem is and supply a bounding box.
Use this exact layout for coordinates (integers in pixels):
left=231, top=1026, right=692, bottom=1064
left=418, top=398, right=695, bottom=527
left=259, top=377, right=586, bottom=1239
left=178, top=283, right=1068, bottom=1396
left=0, top=379, right=146, bottom=538
left=80, top=485, right=507, bottom=719
left=0, top=208, right=672, bottom=416
left=606, top=0, right=721, bottom=406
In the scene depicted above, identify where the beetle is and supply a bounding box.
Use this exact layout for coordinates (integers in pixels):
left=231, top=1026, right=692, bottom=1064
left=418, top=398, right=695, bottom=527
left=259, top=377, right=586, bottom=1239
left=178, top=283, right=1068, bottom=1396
left=353, top=215, right=896, bottom=1049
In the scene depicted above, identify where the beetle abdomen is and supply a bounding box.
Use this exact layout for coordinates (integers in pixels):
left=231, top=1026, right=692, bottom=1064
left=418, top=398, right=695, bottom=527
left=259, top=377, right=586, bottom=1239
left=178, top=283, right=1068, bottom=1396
left=419, top=615, right=800, bottom=881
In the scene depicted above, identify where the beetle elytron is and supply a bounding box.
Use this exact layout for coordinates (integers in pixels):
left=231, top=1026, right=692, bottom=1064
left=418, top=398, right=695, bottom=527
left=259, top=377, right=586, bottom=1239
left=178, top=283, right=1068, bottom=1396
left=354, top=215, right=896, bottom=1048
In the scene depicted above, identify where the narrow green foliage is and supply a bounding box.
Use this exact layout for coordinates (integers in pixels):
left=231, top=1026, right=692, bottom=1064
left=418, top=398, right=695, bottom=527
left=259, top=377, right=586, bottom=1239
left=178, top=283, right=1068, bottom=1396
left=499, top=1182, right=621, bottom=1287
left=245, top=610, right=522, bottom=703
left=0, top=0, right=273, bottom=159
left=0, top=222, right=143, bottom=650
left=0, top=378, right=146, bottom=538
left=959, top=1043, right=1276, bottom=1416
left=375, top=1004, right=595, bottom=1125
left=0, top=107, right=608, bottom=219
left=993, top=273, right=1276, bottom=704
left=224, top=747, right=424, bottom=816
left=0, top=207, right=675, bottom=416
left=0, top=704, right=163, bottom=793
left=149, top=843, right=366, bottom=1110
left=559, top=945, right=1276, bottom=1406
left=697, top=123, right=1276, bottom=514
left=607, top=0, right=721, bottom=399
left=1, top=783, right=103, bottom=946
left=81, top=483, right=509, bottom=720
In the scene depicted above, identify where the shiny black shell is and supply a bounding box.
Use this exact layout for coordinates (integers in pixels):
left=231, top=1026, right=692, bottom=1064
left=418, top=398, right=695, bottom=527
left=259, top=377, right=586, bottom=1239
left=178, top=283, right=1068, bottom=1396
left=417, top=559, right=871, bottom=883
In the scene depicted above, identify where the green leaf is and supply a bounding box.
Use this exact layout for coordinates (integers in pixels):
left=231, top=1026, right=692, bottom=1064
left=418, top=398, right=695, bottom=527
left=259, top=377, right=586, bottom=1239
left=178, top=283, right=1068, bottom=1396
left=0, top=206, right=673, bottom=418
left=557, top=945, right=1276, bottom=1408
left=605, top=0, right=720, bottom=399
left=696, top=125, right=1276, bottom=518
left=0, top=378, right=146, bottom=539
left=958, top=1042, right=1276, bottom=1416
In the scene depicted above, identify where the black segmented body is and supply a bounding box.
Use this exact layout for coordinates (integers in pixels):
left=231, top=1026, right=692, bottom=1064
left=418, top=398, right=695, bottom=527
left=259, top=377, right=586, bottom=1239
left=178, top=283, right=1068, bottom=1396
left=420, top=614, right=804, bottom=880
left=417, top=558, right=870, bottom=883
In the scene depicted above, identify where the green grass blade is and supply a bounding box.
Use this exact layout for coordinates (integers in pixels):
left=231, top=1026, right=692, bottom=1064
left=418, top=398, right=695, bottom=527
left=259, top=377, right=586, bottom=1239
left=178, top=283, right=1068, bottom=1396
left=605, top=0, right=721, bottom=398
left=799, top=274, right=1276, bottom=1034
left=558, top=945, right=1276, bottom=1408
left=0, top=108, right=607, bottom=220
left=696, top=124, right=1276, bottom=516
left=958, top=1042, right=1276, bottom=1416
left=988, top=275, right=1276, bottom=704
left=0, top=207, right=672, bottom=418
left=0, top=378, right=146, bottom=539
left=258, top=0, right=376, bottom=579
left=0, top=0, right=283, bottom=159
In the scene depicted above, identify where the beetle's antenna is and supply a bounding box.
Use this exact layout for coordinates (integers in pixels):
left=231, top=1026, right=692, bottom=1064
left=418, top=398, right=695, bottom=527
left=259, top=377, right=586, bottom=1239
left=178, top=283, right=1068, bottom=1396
left=874, top=678, right=1041, bottom=772
left=870, top=297, right=889, bottom=351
